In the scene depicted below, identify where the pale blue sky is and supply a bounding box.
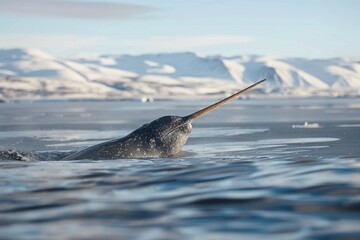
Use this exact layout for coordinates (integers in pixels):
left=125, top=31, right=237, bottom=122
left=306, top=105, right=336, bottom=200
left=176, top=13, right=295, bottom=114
left=0, top=0, right=359, bottom=57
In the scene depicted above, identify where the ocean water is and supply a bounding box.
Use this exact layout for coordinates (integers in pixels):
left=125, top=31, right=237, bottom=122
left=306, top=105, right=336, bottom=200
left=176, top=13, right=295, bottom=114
left=0, top=98, right=359, bottom=240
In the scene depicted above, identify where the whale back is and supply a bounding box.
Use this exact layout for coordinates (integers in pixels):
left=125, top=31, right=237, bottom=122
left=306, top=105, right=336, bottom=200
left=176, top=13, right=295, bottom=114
left=63, top=116, right=192, bottom=160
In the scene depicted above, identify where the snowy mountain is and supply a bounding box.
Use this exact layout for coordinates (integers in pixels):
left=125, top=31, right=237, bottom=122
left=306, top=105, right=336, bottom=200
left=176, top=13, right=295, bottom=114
left=0, top=48, right=359, bottom=101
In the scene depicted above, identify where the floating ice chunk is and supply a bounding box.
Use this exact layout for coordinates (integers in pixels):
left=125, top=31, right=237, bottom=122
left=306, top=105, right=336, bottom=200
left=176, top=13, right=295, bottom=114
left=292, top=122, right=322, bottom=128
left=141, top=97, right=154, bottom=103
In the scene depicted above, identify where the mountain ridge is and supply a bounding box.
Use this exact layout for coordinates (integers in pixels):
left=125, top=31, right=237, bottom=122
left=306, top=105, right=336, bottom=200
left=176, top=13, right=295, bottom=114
left=0, top=48, right=359, bottom=101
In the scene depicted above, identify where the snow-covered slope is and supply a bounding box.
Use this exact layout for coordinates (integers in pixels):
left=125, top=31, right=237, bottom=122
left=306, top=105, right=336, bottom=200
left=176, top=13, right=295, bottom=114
left=0, top=48, right=359, bottom=101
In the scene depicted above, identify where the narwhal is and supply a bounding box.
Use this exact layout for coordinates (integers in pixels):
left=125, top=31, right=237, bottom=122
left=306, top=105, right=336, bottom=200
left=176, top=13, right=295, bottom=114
left=63, top=79, right=266, bottom=160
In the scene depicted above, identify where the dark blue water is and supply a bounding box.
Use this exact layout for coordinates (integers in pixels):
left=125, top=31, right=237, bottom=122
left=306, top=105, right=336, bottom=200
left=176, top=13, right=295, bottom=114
left=0, top=98, right=360, bottom=239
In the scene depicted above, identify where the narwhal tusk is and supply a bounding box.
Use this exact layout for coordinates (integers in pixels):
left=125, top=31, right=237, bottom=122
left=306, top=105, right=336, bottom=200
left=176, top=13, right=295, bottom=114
left=184, top=79, right=266, bottom=122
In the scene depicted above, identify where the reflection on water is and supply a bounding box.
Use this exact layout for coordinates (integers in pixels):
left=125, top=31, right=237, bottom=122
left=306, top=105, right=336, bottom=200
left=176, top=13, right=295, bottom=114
left=0, top=98, right=360, bottom=239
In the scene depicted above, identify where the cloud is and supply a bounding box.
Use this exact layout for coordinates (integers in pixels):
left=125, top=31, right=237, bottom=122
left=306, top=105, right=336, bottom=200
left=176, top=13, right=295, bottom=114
left=0, top=34, right=104, bottom=51
left=122, top=35, right=253, bottom=50
left=0, top=0, right=154, bottom=20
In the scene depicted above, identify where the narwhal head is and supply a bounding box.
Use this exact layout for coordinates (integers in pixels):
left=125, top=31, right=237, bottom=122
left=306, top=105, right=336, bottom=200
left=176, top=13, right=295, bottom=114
left=139, top=115, right=192, bottom=157
left=135, top=79, right=266, bottom=157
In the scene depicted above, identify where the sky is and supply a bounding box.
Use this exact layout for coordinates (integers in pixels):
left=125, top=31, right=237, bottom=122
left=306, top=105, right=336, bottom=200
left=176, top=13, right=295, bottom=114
left=0, top=0, right=359, bottom=58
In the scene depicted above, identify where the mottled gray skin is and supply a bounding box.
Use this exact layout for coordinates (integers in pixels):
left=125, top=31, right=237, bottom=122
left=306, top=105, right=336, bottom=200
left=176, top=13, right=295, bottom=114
left=63, top=79, right=266, bottom=160
left=63, top=116, right=192, bottom=160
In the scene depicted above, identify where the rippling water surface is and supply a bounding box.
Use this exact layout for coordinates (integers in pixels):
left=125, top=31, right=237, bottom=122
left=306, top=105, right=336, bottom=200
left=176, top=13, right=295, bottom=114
left=0, top=98, right=360, bottom=239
